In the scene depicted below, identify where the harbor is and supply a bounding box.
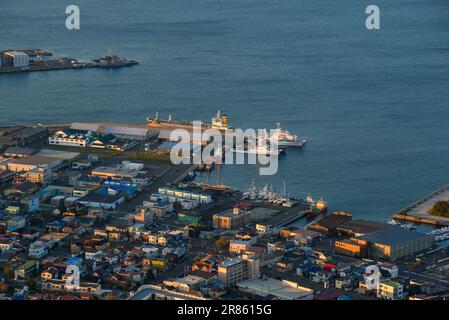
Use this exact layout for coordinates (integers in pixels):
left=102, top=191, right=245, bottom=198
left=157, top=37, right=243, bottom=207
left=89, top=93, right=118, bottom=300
left=1, top=115, right=449, bottom=302
left=0, top=49, right=138, bottom=74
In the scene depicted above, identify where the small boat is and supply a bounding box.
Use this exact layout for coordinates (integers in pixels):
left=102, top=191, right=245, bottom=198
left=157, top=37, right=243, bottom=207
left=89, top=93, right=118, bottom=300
left=388, top=219, right=399, bottom=225
left=400, top=223, right=416, bottom=230
left=92, top=51, right=138, bottom=68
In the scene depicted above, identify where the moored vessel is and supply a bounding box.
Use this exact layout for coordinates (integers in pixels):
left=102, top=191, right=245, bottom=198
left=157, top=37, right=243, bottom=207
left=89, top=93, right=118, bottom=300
left=146, top=111, right=231, bottom=132
left=304, top=195, right=328, bottom=218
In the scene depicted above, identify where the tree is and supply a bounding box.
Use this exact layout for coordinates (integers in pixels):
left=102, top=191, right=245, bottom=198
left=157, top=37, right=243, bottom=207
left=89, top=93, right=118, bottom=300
left=428, top=201, right=449, bottom=217
left=215, top=236, right=229, bottom=252
left=25, top=279, right=36, bottom=289
left=146, top=268, right=155, bottom=281
left=2, top=265, right=14, bottom=280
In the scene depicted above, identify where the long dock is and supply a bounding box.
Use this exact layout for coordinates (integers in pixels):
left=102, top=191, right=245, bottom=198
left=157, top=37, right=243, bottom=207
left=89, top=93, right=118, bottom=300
left=393, top=183, right=449, bottom=226
left=0, top=61, right=137, bottom=74
left=265, top=207, right=308, bottom=228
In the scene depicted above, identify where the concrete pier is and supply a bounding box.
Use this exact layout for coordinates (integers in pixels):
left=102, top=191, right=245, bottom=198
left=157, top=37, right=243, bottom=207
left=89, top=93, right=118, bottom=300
left=394, top=183, right=449, bottom=226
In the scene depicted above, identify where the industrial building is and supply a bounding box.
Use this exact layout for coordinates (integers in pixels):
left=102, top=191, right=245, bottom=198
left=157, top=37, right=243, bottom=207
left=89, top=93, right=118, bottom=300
left=2, top=51, right=29, bottom=68
left=336, top=226, right=434, bottom=261
left=307, top=212, right=353, bottom=235
left=334, top=239, right=367, bottom=258
left=23, top=49, right=54, bottom=62
left=336, top=219, right=390, bottom=237
left=76, top=192, right=124, bottom=209
left=7, top=156, right=63, bottom=172
left=0, top=126, right=48, bottom=147
left=354, top=226, right=434, bottom=261
left=157, top=187, right=212, bottom=204
left=4, top=147, right=38, bottom=158
left=90, top=166, right=141, bottom=181
left=71, top=122, right=154, bottom=141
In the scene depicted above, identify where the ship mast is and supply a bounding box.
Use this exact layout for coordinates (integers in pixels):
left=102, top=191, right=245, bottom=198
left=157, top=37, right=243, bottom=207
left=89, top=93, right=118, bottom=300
left=283, top=180, right=286, bottom=198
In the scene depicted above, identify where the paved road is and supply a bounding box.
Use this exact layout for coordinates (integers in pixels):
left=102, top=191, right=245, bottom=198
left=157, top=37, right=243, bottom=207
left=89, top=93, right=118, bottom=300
left=117, top=163, right=196, bottom=213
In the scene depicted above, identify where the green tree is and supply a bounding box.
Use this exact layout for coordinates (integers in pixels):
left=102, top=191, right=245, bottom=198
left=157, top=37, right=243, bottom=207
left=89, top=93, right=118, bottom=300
left=2, top=265, right=14, bottom=280
left=215, top=236, right=229, bottom=252
left=25, top=279, right=36, bottom=289
left=428, top=201, right=449, bottom=217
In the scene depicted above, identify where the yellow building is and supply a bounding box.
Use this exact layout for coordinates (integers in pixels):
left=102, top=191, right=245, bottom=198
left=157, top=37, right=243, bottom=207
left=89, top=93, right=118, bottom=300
left=143, top=258, right=168, bottom=270
left=334, top=239, right=366, bottom=257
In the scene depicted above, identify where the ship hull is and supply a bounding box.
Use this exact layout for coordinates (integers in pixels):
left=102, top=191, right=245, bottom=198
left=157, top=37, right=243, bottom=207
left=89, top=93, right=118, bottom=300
left=147, top=121, right=229, bottom=133
left=278, top=139, right=306, bottom=147
left=305, top=207, right=328, bottom=219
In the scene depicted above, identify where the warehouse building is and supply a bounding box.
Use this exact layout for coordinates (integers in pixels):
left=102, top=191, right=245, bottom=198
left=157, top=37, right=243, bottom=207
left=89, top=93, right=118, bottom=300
left=3, top=51, right=29, bottom=68
left=4, top=147, right=38, bottom=158
left=307, top=212, right=353, bottom=235
left=337, top=226, right=434, bottom=261
left=336, top=219, right=390, bottom=237
left=7, top=156, right=63, bottom=172
left=0, top=126, right=48, bottom=147
left=157, top=187, right=212, bottom=204
left=76, top=192, right=124, bottom=210
left=71, top=122, right=154, bottom=141
left=90, top=166, right=139, bottom=180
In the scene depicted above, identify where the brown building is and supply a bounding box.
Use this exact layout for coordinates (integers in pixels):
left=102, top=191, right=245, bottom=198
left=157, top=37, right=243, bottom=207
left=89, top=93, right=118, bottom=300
left=307, top=212, right=352, bottom=235
left=213, top=207, right=250, bottom=230
left=353, top=226, right=434, bottom=261
left=7, top=156, right=63, bottom=172
left=336, top=219, right=390, bottom=237
left=0, top=126, right=48, bottom=147
left=334, top=239, right=367, bottom=258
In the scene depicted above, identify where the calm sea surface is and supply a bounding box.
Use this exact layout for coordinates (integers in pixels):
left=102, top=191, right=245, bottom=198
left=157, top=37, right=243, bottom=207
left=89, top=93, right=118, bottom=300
left=1, top=0, right=449, bottom=221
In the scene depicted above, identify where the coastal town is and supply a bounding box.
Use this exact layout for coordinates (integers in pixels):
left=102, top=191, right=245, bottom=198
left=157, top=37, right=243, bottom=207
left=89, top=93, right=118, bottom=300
left=0, top=116, right=448, bottom=301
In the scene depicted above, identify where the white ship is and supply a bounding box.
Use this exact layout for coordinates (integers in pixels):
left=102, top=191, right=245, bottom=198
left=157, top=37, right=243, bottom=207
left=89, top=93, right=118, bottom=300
left=231, top=144, right=283, bottom=156
left=258, top=123, right=306, bottom=148
left=273, top=122, right=307, bottom=147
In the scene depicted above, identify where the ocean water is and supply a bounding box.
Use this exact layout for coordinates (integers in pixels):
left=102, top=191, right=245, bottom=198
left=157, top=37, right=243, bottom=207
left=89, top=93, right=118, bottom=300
left=1, top=0, right=449, bottom=221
